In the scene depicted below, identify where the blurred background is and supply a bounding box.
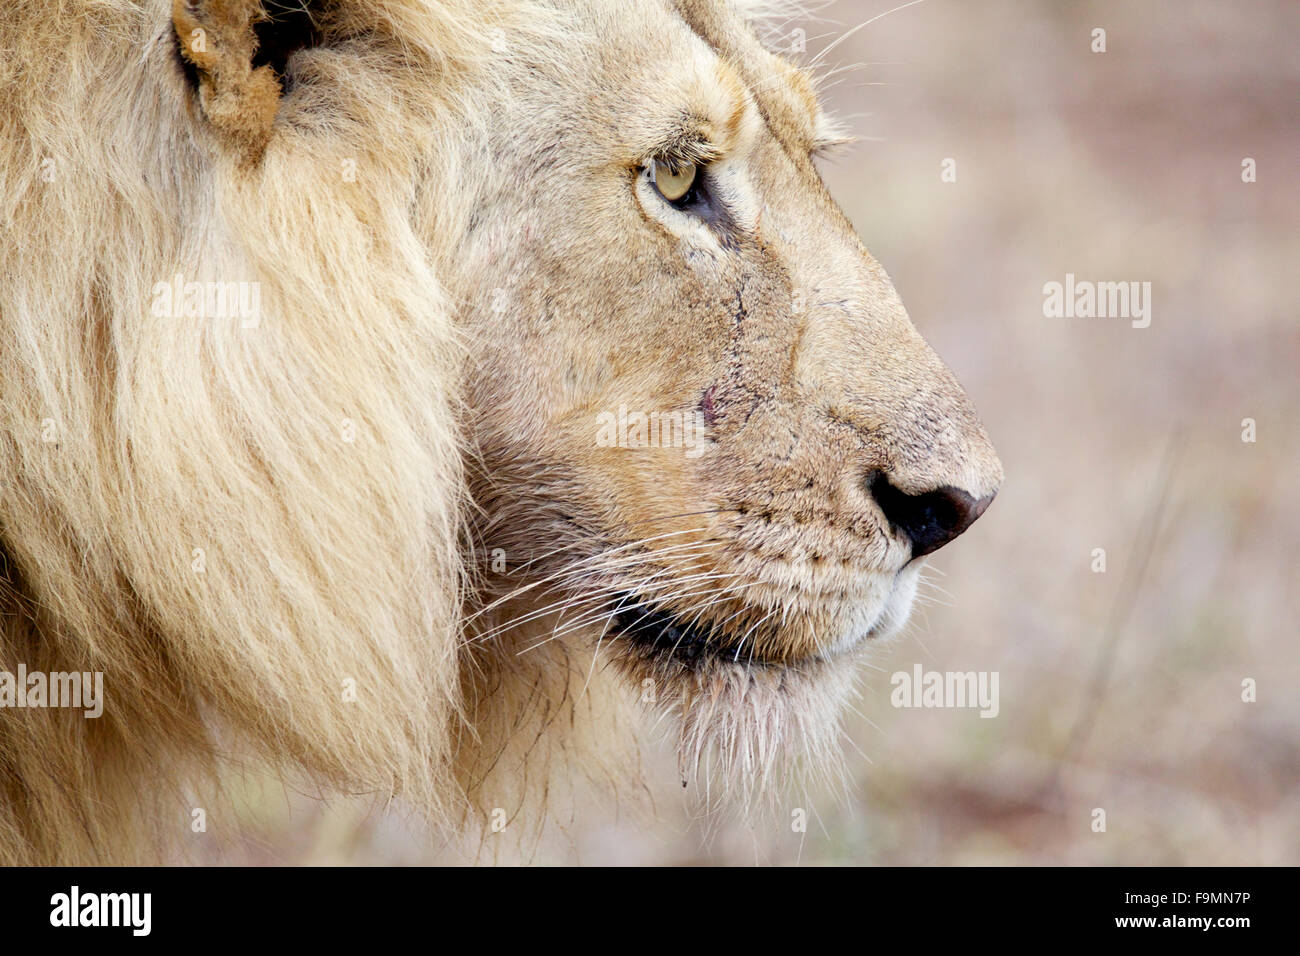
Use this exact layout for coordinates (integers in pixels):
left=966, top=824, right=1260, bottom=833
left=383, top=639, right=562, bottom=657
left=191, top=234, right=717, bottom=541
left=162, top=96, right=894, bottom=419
left=211, top=0, right=1300, bottom=864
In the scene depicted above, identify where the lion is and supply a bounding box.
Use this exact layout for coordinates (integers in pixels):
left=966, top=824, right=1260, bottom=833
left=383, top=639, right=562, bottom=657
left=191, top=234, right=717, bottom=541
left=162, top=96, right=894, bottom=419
left=0, top=0, right=1002, bottom=864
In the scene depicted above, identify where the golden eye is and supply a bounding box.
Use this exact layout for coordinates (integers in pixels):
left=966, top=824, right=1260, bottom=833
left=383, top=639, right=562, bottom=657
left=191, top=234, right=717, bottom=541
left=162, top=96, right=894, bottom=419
left=652, top=160, right=697, bottom=203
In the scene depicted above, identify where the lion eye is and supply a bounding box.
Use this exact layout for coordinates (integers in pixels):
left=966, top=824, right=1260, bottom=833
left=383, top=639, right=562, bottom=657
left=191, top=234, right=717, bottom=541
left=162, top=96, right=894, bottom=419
left=651, top=160, right=697, bottom=203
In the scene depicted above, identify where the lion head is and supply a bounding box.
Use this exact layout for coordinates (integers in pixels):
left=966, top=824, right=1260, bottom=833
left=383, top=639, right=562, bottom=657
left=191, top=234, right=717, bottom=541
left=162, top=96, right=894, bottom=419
left=452, top=0, right=1002, bottom=791
left=0, top=0, right=999, bottom=862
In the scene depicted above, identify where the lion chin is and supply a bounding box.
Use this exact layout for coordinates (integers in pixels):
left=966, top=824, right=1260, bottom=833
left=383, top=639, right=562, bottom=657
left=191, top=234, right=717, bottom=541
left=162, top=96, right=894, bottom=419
left=464, top=535, right=928, bottom=808
left=0, top=0, right=1001, bottom=864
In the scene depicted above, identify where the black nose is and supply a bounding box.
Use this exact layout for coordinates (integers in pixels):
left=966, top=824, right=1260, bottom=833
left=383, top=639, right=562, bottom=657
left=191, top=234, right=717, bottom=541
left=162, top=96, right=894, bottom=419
left=868, top=471, right=995, bottom=558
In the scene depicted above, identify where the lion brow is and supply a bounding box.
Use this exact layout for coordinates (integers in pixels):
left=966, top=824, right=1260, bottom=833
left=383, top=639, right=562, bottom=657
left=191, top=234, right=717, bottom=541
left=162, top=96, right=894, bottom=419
left=650, top=120, right=725, bottom=169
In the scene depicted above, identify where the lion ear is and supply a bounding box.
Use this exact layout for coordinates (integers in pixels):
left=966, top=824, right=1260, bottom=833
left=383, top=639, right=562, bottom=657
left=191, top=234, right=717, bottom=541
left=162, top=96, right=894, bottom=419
left=172, top=0, right=318, bottom=165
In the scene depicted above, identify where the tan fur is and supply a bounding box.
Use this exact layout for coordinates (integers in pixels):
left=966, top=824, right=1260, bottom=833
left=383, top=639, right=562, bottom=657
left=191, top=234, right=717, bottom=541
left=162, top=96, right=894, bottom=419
left=0, top=0, right=1001, bottom=863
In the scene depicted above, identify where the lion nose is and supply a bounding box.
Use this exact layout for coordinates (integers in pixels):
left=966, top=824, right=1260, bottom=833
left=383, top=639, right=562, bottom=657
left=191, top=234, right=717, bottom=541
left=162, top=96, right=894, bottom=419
left=867, top=471, right=995, bottom=558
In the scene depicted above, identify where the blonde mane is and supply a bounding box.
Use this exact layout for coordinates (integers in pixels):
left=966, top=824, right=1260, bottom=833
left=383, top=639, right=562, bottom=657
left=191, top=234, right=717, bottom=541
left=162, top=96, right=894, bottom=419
left=0, top=0, right=531, bottom=863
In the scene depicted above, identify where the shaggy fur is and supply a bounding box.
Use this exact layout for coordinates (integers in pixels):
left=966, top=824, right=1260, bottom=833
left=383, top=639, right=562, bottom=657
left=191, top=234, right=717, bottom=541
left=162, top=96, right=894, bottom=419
left=0, top=0, right=1001, bottom=864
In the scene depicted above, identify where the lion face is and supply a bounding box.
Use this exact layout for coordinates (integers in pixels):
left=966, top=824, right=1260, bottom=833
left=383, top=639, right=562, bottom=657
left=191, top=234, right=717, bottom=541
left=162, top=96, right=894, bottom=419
left=452, top=1, right=1002, bottom=730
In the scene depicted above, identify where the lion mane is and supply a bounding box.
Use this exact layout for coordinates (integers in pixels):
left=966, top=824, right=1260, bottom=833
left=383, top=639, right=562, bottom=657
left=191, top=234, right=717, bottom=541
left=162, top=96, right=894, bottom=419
left=0, top=0, right=615, bottom=864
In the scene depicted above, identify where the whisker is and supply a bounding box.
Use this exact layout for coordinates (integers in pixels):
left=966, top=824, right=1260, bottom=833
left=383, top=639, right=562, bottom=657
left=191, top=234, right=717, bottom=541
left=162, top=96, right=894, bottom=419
left=515, top=574, right=744, bottom=657
left=468, top=535, right=730, bottom=642
left=464, top=526, right=716, bottom=621
left=731, top=605, right=778, bottom=663
left=810, top=0, right=930, bottom=68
